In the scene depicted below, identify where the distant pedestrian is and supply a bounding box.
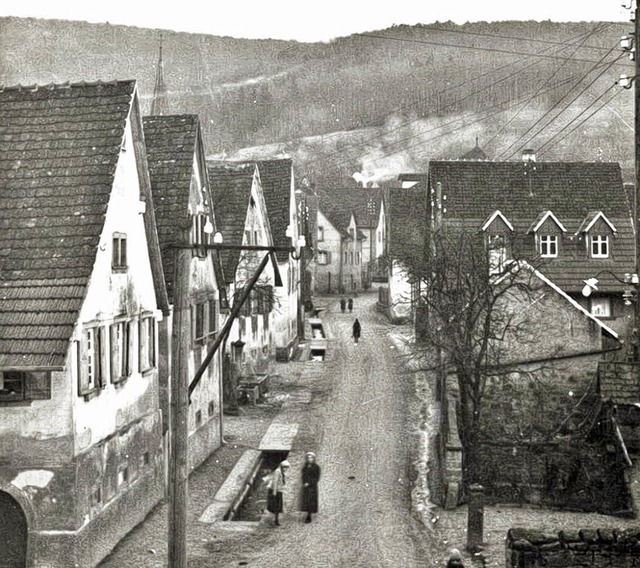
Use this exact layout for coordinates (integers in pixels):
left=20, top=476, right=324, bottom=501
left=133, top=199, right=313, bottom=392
left=340, top=297, right=346, bottom=313
left=301, top=451, right=321, bottom=523
left=266, top=460, right=290, bottom=526
left=348, top=297, right=353, bottom=313
left=446, top=549, right=465, bottom=568
left=352, top=318, right=361, bottom=344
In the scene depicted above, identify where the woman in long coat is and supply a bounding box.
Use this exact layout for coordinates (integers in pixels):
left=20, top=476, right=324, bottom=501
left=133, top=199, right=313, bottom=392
left=352, top=318, right=361, bottom=344
left=301, top=452, right=321, bottom=523
left=266, top=460, right=290, bottom=526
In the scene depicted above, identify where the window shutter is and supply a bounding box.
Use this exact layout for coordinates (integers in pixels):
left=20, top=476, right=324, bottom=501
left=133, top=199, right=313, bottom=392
left=126, top=321, right=132, bottom=376
left=97, top=326, right=104, bottom=387
left=121, top=238, right=127, bottom=267
left=138, top=319, right=144, bottom=373
left=110, top=324, right=118, bottom=383
left=150, top=318, right=156, bottom=367
left=78, top=337, right=91, bottom=396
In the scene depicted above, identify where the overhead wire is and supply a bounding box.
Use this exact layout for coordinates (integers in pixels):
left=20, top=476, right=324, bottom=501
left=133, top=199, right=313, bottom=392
left=356, top=32, right=633, bottom=68
left=484, top=23, right=608, bottom=149
left=537, top=85, right=623, bottom=156
left=309, top=26, right=611, bottom=170
left=497, top=47, right=622, bottom=160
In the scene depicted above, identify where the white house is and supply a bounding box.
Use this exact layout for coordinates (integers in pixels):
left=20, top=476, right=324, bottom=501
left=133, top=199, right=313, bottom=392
left=143, top=114, right=225, bottom=472
left=0, top=81, right=167, bottom=567
left=207, top=162, right=278, bottom=404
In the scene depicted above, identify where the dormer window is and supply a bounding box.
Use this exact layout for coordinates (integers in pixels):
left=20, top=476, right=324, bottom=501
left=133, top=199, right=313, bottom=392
left=487, top=235, right=507, bottom=275
left=590, top=235, right=609, bottom=258
left=539, top=235, right=558, bottom=258
left=577, top=211, right=616, bottom=259
left=529, top=211, right=566, bottom=259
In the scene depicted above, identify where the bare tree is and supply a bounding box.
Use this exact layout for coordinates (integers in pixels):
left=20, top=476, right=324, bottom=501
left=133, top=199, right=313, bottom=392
left=399, top=226, right=537, bottom=487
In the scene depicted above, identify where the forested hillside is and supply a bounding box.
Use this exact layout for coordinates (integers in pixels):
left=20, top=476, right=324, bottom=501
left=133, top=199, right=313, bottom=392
left=0, top=17, right=633, bottom=187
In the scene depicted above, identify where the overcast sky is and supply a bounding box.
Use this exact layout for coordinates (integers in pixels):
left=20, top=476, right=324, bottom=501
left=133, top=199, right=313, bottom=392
left=0, top=0, right=630, bottom=42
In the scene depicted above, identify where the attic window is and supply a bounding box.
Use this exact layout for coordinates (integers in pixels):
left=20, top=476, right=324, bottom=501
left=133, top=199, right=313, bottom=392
left=590, top=235, right=609, bottom=258
left=112, top=233, right=128, bottom=271
left=250, top=196, right=256, bottom=208
left=539, top=235, right=558, bottom=258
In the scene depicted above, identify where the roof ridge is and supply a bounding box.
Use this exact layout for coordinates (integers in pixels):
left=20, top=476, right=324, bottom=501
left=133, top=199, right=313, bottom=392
left=0, top=79, right=136, bottom=92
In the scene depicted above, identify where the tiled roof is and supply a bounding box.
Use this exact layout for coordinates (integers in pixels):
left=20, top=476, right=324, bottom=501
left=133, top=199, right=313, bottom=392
left=207, top=162, right=255, bottom=282
left=427, top=161, right=635, bottom=293
left=256, top=160, right=293, bottom=263
left=459, top=143, right=490, bottom=161
left=143, top=114, right=199, bottom=301
left=386, top=185, right=427, bottom=261
left=0, top=80, right=135, bottom=368
left=317, top=186, right=383, bottom=232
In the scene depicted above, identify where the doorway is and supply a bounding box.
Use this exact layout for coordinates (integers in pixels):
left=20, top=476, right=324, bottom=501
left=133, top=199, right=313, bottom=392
left=0, top=490, right=28, bottom=567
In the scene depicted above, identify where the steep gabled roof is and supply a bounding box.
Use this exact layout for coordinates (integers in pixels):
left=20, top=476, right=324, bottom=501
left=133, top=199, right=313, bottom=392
left=207, top=162, right=256, bottom=282
left=256, top=160, right=293, bottom=263
left=316, top=186, right=383, bottom=239
left=576, top=211, right=618, bottom=234
left=0, top=80, right=136, bottom=368
left=386, top=185, right=427, bottom=261
left=427, top=161, right=634, bottom=292
left=481, top=210, right=514, bottom=232
left=459, top=141, right=490, bottom=161
left=143, top=114, right=202, bottom=301
left=528, top=210, right=567, bottom=233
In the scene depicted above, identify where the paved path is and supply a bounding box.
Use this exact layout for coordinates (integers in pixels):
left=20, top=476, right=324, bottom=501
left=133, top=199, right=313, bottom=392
left=229, top=293, right=434, bottom=567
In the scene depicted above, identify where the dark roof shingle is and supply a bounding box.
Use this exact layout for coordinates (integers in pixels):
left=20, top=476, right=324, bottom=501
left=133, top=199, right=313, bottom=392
left=207, top=162, right=256, bottom=282
left=0, top=80, right=135, bottom=368
left=426, top=161, right=635, bottom=292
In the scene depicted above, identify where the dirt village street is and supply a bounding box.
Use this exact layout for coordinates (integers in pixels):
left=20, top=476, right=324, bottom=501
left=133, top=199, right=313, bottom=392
left=100, top=291, right=441, bottom=567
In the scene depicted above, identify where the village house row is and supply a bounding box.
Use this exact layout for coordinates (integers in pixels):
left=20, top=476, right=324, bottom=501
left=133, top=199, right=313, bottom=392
left=2, top=79, right=640, bottom=565
left=0, top=79, right=394, bottom=567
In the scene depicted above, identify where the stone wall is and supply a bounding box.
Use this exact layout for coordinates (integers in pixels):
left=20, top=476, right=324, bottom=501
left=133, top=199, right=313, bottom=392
left=475, top=435, right=632, bottom=515
left=507, top=528, right=640, bottom=568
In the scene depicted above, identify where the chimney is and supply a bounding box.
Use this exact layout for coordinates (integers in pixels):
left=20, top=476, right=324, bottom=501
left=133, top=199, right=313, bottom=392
left=522, top=149, right=536, bottom=163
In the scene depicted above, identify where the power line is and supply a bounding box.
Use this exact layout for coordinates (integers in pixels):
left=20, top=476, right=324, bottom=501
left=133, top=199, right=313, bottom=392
left=427, top=24, right=615, bottom=52
left=356, top=32, right=633, bottom=68
left=537, top=85, right=622, bottom=156
left=325, top=74, right=581, bottom=172
left=484, top=23, right=607, bottom=149
left=498, top=47, right=622, bottom=160
left=308, top=26, right=608, bottom=170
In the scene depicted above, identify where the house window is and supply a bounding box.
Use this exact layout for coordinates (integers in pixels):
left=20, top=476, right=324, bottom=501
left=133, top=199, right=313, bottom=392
left=195, top=409, right=202, bottom=427
left=487, top=235, right=507, bottom=275
left=254, top=286, right=274, bottom=314
left=0, top=371, right=51, bottom=402
left=539, top=235, right=558, bottom=258
left=117, top=467, right=129, bottom=487
left=350, top=252, right=354, bottom=265
left=343, top=251, right=348, bottom=264
left=112, top=233, right=127, bottom=270
left=318, top=226, right=324, bottom=242
left=110, top=320, right=132, bottom=383
left=192, top=214, right=210, bottom=255
left=90, top=486, right=102, bottom=509
left=193, top=302, right=206, bottom=344
left=591, top=235, right=609, bottom=258
left=317, top=251, right=329, bottom=265
left=208, top=401, right=215, bottom=416
left=208, top=300, right=217, bottom=335
left=80, top=326, right=105, bottom=395
left=356, top=252, right=360, bottom=265
left=590, top=297, right=611, bottom=318
left=139, top=316, right=156, bottom=372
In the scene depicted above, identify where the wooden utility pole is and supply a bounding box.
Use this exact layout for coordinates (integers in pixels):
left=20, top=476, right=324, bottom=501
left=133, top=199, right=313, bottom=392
left=169, top=238, right=191, bottom=568
left=635, top=0, right=640, bottom=357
